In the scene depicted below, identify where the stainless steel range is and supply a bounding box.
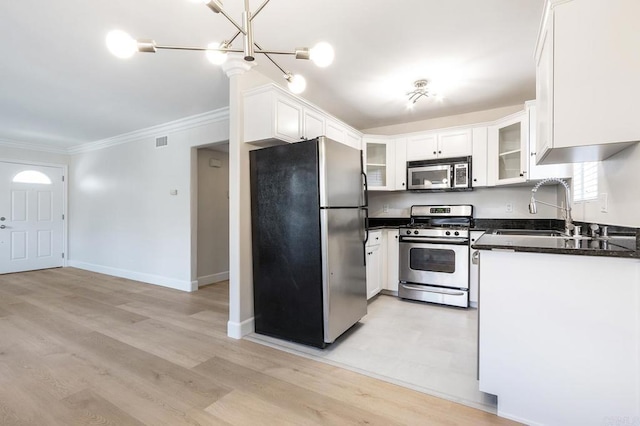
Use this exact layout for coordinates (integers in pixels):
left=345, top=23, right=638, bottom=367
left=398, top=205, right=473, bottom=308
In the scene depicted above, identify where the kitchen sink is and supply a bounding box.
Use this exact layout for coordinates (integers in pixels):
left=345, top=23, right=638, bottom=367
left=492, top=229, right=569, bottom=237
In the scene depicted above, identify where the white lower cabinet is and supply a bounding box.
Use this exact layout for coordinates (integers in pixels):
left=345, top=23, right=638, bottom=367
left=469, top=231, right=484, bottom=307
left=384, top=229, right=399, bottom=293
left=365, top=230, right=383, bottom=300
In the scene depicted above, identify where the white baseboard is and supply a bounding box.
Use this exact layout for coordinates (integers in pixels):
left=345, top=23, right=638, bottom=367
left=227, top=317, right=254, bottom=339
left=68, top=260, right=197, bottom=292
left=198, top=271, right=229, bottom=287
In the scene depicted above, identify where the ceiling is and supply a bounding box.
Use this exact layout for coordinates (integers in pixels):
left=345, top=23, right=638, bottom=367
left=1, top=0, right=545, bottom=151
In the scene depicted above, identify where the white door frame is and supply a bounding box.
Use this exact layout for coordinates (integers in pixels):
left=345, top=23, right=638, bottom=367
left=0, top=159, right=68, bottom=268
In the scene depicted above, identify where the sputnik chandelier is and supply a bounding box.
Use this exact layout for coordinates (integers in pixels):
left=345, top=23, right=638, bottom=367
left=106, top=0, right=334, bottom=94
left=406, top=79, right=435, bottom=107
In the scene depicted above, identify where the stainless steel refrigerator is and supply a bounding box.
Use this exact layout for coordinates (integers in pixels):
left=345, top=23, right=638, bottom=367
left=250, top=136, right=367, bottom=348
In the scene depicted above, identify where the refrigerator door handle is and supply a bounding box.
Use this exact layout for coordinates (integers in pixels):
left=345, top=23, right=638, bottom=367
left=362, top=207, right=369, bottom=267
left=363, top=208, right=369, bottom=244
left=361, top=170, right=368, bottom=207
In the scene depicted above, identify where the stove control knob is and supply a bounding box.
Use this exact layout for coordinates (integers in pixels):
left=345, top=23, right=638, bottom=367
left=413, top=230, right=419, bottom=235
left=454, top=231, right=460, bottom=236
left=406, top=230, right=412, bottom=235
left=445, top=231, right=451, bottom=236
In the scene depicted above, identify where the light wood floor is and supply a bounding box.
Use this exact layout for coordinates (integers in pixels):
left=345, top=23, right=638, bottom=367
left=0, top=267, right=517, bottom=425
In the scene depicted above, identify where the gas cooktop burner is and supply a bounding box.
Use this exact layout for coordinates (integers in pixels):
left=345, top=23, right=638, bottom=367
left=405, top=204, right=474, bottom=231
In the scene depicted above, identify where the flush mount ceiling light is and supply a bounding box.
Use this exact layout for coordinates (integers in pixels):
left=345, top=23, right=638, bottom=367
left=407, top=79, right=435, bottom=108
left=106, top=0, right=334, bottom=94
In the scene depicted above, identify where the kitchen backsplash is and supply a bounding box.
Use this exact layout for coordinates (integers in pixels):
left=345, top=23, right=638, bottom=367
left=368, top=185, right=561, bottom=219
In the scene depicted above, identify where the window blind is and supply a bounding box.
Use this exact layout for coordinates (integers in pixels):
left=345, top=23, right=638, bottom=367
left=573, top=162, right=598, bottom=202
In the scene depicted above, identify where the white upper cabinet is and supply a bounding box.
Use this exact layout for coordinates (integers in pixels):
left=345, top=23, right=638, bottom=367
left=535, top=0, right=640, bottom=164
left=394, top=138, right=407, bottom=190
left=406, top=133, right=438, bottom=161
left=364, top=137, right=394, bottom=190
left=471, top=126, right=488, bottom=187
left=364, top=137, right=408, bottom=191
left=526, top=101, right=571, bottom=180
left=488, top=111, right=528, bottom=186
left=244, top=89, right=302, bottom=144
left=325, top=118, right=362, bottom=150
left=438, top=129, right=473, bottom=158
left=243, top=84, right=362, bottom=148
left=406, top=130, right=471, bottom=161
left=302, top=108, right=325, bottom=141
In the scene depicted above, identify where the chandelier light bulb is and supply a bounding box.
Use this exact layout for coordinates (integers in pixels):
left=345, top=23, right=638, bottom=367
left=309, top=42, right=334, bottom=67
left=287, top=74, right=307, bottom=94
left=206, top=42, right=228, bottom=65
left=106, top=30, right=138, bottom=59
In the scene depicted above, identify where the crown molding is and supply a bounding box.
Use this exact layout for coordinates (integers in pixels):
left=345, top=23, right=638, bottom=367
left=68, top=107, right=230, bottom=155
left=0, top=138, right=70, bottom=155
left=0, top=108, right=230, bottom=156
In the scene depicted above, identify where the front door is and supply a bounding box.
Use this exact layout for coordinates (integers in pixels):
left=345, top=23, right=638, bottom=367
left=0, top=162, right=64, bottom=274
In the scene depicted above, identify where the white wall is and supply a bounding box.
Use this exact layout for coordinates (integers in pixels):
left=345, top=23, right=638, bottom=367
left=361, top=104, right=523, bottom=135
left=226, top=63, right=275, bottom=338
left=68, top=114, right=229, bottom=291
left=369, top=186, right=560, bottom=219
left=572, top=143, right=640, bottom=228
left=197, top=148, right=229, bottom=285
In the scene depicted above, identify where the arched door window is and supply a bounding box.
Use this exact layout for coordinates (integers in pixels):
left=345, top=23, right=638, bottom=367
left=12, top=170, right=52, bottom=184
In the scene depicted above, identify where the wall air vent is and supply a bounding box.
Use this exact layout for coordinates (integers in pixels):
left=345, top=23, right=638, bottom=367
left=155, top=136, right=168, bottom=148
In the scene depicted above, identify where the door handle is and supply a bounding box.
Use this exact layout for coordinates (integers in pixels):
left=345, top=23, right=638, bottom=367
left=0, top=225, right=6, bottom=229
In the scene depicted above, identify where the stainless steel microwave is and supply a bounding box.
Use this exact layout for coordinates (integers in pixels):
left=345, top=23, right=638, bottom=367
left=406, top=156, right=472, bottom=191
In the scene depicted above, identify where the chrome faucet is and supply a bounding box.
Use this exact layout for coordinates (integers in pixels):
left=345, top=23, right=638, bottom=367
left=528, top=178, right=574, bottom=235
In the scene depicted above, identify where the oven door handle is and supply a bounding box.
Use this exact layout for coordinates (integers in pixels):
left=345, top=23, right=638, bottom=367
left=400, top=237, right=469, bottom=244
left=400, top=284, right=466, bottom=296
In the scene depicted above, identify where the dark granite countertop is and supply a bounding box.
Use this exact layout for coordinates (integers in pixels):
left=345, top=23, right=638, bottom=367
left=367, top=217, right=566, bottom=231
left=473, top=232, right=639, bottom=259
left=368, top=216, right=639, bottom=258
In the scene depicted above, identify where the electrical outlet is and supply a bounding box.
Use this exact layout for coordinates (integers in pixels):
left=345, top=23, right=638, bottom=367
left=505, top=202, right=513, bottom=213
left=383, top=204, right=389, bottom=213
left=600, top=193, right=608, bottom=213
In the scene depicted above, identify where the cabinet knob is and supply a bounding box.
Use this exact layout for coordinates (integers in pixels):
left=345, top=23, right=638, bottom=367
left=438, top=150, right=442, bottom=154
left=519, top=173, right=524, bottom=177
left=433, top=151, right=437, bottom=155
left=473, top=178, right=477, bottom=182
left=402, top=182, right=405, bottom=186
left=531, top=152, right=536, bottom=157
left=300, top=136, right=305, bottom=140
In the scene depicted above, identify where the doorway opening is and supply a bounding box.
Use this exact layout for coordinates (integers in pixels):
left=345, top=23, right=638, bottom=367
left=194, top=144, right=230, bottom=288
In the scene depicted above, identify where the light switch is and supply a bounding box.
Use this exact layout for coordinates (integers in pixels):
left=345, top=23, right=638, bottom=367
left=170, top=189, right=178, bottom=196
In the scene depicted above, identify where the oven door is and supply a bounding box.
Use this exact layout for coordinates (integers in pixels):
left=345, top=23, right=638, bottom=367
left=398, top=238, right=469, bottom=289
left=407, top=165, right=451, bottom=190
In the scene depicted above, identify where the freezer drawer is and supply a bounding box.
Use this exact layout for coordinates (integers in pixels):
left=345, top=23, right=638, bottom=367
left=399, top=283, right=469, bottom=308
